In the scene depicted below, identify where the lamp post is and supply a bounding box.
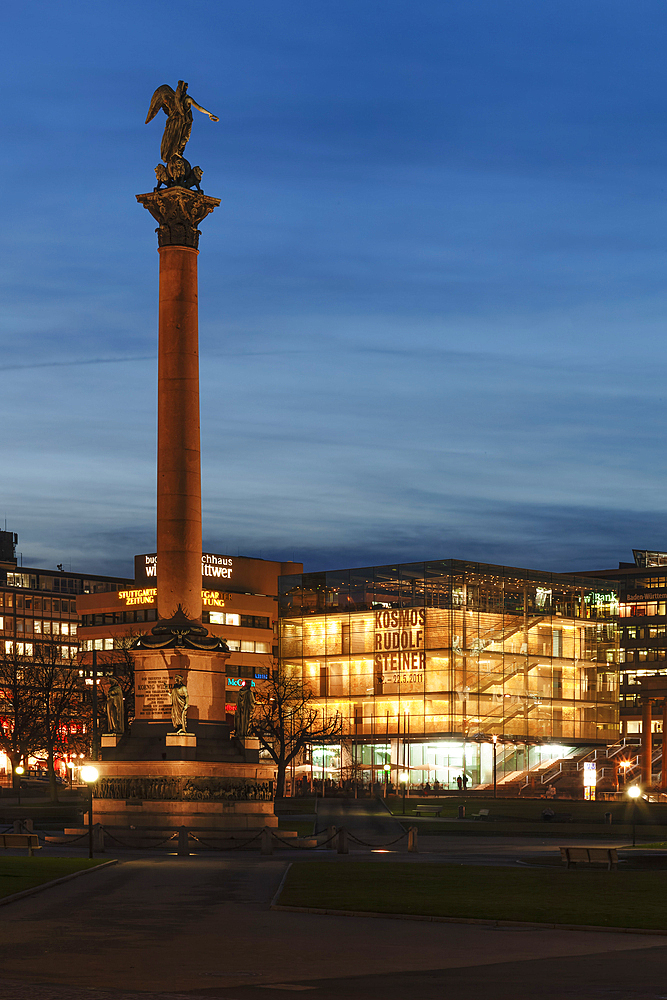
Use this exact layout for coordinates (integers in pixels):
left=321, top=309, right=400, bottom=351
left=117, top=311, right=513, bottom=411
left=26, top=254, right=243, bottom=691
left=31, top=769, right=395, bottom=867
left=400, top=771, right=408, bottom=815
left=383, top=762, right=391, bottom=798
left=628, top=784, right=641, bottom=848
left=492, top=735, right=498, bottom=799
left=619, top=760, right=631, bottom=789
left=81, top=766, right=99, bottom=859
left=14, top=764, right=24, bottom=807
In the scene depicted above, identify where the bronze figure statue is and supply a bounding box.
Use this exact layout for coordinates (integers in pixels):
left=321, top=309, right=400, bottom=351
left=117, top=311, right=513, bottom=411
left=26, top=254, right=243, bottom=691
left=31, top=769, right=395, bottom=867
left=104, top=678, right=124, bottom=735
left=170, top=674, right=190, bottom=734
left=235, top=681, right=256, bottom=739
left=145, top=81, right=218, bottom=192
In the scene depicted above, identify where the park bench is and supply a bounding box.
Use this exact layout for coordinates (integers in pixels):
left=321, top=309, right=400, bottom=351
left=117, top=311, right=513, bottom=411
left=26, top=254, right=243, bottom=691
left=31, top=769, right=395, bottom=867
left=542, top=810, right=573, bottom=823
left=559, top=846, right=618, bottom=871
left=472, top=808, right=491, bottom=821
left=414, top=805, right=442, bottom=817
left=0, top=833, right=41, bottom=856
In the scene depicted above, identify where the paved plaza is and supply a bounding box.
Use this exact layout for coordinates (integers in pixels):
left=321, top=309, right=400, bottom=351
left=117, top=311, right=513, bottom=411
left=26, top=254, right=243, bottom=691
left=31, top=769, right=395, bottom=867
left=0, top=803, right=666, bottom=1000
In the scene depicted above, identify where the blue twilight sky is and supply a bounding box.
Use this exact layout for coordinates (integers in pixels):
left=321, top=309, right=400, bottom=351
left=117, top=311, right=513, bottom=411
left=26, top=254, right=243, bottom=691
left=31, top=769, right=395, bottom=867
left=2, top=0, right=667, bottom=578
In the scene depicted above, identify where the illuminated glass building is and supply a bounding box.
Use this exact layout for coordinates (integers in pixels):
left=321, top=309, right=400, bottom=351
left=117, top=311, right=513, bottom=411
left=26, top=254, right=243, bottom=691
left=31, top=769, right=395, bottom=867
left=278, top=560, right=619, bottom=787
left=578, top=550, right=667, bottom=739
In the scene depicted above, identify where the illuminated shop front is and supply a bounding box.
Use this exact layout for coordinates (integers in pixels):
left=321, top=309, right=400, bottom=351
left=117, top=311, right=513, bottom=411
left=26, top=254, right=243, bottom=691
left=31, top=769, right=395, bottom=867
left=279, top=560, right=620, bottom=787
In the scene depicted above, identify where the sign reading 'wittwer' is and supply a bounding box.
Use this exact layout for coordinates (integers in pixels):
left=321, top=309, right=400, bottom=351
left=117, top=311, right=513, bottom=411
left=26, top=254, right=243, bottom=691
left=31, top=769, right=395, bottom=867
left=374, top=609, right=425, bottom=684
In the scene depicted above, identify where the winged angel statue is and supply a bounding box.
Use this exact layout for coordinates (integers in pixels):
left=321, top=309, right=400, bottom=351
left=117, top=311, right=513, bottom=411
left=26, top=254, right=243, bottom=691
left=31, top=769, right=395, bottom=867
left=145, top=80, right=219, bottom=192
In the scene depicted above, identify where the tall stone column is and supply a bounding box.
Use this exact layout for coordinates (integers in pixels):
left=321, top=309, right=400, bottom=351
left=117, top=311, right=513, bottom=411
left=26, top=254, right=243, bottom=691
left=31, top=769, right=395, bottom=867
left=131, top=187, right=229, bottom=740
left=156, top=243, right=201, bottom=621
left=641, top=697, right=653, bottom=785
left=136, top=188, right=220, bottom=625
left=662, top=700, right=667, bottom=790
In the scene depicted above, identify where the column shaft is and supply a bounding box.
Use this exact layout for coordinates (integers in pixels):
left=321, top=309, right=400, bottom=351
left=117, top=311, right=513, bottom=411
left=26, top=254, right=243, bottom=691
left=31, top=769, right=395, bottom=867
left=641, top=698, right=652, bottom=785
left=662, top=701, right=667, bottom=790
left=156, top=245, right=202, bottom=621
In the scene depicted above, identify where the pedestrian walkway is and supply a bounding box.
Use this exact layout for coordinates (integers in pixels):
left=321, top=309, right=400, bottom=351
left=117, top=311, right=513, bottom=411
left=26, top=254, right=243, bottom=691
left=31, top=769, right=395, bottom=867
left=0, top=853, right=664, bottom=999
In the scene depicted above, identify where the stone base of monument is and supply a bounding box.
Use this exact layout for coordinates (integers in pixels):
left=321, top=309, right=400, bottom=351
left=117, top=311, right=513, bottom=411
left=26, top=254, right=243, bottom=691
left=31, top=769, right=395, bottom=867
left=165, top=732, right=196, bottom=760
left=101, top=735, right=121, bottom=748
left=90, top=758, right=278, bottom=841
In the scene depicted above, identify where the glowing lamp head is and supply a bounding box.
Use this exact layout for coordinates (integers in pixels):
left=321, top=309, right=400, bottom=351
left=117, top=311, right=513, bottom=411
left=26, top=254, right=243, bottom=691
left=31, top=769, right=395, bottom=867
left=400, top=772, right=409, bottom=783
left=383, top=764, right=391, bottom=772
left=80, top=766, right=99, bottom=784
left=14, top=765, right=24, bottom=775
left=628, top=785, right=642, bottom=799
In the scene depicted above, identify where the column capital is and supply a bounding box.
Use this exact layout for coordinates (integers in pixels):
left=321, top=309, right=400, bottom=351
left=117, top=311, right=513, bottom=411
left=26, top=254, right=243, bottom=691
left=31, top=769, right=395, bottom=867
left=136, top=187, right=221, bottom=249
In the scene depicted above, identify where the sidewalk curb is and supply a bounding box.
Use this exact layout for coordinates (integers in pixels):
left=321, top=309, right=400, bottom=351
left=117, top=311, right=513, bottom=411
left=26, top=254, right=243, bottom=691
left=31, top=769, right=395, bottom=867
left=270, top=902, right=667, bottom=937
left=270, top=863, right=293, bottom=908
left=0, top=858, right=119, bottom=908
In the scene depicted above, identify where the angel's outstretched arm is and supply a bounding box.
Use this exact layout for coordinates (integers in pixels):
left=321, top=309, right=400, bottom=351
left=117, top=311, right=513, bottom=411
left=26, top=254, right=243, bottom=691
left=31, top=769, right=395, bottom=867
left=187, top=97, right=219, bottom=122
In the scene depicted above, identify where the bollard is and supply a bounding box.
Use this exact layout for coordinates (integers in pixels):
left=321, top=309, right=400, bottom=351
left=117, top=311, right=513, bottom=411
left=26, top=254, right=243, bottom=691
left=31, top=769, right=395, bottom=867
left=12, top=820, right=21, bottom=833
left=261, top=826, right=273, bottom=855
left=337, top=826, right=349, bottom=854
left=457, top=805, right=465, bottom=819
left=326, top=825, right=337, bottom=848
left=407, top=826, right=418, bottom=853
left=604, top=811, right=613, bottom=825
left=93, top=823, right=105, bottom=853
left=177, top=825, right=189, bottom=856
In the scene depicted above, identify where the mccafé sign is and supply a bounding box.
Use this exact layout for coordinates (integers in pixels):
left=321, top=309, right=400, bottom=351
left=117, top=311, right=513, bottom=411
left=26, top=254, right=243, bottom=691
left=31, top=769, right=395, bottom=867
left=374, top=608, right=425, bottom=683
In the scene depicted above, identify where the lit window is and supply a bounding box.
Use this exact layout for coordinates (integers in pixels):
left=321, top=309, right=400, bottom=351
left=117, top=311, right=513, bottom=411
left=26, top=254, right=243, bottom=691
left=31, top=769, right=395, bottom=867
left=255, top=642, right=271, bottom=654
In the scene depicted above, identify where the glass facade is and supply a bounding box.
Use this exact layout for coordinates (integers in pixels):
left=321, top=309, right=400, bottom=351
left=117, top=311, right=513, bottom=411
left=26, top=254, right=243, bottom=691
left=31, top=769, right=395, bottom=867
left=279, top=560, right=620, bottom=784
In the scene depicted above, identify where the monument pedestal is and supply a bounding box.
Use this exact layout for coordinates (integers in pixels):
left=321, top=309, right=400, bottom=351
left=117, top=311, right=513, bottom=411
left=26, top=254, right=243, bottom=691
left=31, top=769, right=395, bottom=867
left=133, top=646, right=229, bottom=728
left=165, top=733, right=196, bottom=760
left=101, top=735, right=121, bottom=748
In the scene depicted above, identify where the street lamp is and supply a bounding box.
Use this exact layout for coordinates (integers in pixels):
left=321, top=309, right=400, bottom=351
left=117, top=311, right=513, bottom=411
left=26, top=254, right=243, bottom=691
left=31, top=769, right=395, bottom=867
left=400, top=771, right=409, bottom=815
left=14, top=764, right=24, bottom=807
left=628, top=784, right=641, bottom=848
left=80, top=765, right=99, bottom=859
left=492, top=735, right=498, bottom=799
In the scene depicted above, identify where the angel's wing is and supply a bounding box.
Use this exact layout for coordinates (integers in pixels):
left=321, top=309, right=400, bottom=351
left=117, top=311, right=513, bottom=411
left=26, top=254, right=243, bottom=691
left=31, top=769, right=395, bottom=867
left=145, top=84, right=175, bottom=124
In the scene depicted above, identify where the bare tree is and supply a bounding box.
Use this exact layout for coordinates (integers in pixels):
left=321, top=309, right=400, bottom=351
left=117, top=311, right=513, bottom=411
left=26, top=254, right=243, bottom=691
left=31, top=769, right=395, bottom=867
left=251, top=666, right=342, bottom=797
left=31, top=639, right=89, bottom=802
left=0, top=642, right=43, bottom=786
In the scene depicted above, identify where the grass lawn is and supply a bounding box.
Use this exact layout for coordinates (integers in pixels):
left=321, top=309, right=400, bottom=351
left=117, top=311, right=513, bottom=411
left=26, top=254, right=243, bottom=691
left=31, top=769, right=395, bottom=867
left=0, top=857, right=108, bottom=901
left=277, top=861, right=667, bottom=930
left=278, top=819, right=315, bottom=838
left=386, top=795, right=667, bottom=826
left=274, top=798, right=317, bottom=815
